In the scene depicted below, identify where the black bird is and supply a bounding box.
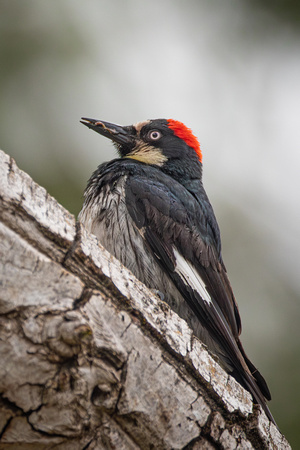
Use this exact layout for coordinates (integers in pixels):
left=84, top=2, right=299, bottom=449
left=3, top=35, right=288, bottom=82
left=79, top=117, right=275, bottom=424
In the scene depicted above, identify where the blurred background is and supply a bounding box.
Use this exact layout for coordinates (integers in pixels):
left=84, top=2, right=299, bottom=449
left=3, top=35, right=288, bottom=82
left=1, top=0, right=299, bottom=445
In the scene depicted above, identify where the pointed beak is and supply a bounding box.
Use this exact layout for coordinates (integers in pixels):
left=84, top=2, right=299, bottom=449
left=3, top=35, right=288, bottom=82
left=80, top=117, right=134, bottom=146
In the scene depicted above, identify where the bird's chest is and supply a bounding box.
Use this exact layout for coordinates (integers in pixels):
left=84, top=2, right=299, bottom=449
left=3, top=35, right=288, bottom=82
left=79, top=176, right=157, bottom=285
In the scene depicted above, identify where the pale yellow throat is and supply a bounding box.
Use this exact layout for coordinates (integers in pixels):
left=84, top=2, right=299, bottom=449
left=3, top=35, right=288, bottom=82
left=126, top=143, right=167, bottom=167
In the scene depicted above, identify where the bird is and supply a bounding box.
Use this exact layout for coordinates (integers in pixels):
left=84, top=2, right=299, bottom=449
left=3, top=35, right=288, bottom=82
left=79, top=116, right=275, bottom=425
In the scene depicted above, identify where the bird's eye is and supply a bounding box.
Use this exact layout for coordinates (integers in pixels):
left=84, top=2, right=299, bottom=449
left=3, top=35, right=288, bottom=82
left=148, top=130, right=162, bottom=141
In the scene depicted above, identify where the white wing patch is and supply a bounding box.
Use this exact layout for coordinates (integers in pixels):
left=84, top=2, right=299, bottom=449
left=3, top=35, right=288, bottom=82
left=173, top=248, right=212, bottom=305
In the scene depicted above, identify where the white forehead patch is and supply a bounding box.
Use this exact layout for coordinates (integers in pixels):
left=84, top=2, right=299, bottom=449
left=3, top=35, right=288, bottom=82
left=133, top=120, right=150, bottom=134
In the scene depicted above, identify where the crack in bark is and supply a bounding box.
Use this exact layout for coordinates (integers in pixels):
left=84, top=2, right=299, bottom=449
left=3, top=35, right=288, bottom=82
left=73, top=286, right=93, bottom=309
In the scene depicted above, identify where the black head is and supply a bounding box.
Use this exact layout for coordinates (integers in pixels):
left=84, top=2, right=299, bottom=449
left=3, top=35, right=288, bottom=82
left=80, top=117, right=203, bottom=179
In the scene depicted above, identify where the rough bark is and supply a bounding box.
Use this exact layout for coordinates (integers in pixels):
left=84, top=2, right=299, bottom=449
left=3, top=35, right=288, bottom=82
left=0, top=149, right=290, bottom=449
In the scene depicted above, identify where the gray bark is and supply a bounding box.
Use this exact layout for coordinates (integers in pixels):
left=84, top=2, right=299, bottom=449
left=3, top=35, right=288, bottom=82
left=0, top=149, right=290, bottom=449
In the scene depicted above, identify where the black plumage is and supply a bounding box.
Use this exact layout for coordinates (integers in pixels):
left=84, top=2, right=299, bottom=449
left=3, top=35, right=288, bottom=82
left=79, top=117, right=275, bottom=425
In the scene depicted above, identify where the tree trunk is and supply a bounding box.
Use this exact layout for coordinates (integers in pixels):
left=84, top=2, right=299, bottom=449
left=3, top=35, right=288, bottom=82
left=0, top=149, right=290, bottom=449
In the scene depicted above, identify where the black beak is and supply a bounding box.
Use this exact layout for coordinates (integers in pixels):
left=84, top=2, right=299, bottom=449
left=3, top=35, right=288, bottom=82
left=80, top=117, right=134, bottom=146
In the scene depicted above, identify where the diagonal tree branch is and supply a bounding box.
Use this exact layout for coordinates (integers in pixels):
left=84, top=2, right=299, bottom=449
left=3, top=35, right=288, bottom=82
left=0, top=149, right=290, bottom=449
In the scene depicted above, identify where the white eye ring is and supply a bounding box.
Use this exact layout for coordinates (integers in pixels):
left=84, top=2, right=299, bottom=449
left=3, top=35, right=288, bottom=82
left=148, top=130, right=162, bottom=141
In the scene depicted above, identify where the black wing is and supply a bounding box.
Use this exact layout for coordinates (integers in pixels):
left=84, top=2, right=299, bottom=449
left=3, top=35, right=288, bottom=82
left=125, top=173, right=274, bottom=423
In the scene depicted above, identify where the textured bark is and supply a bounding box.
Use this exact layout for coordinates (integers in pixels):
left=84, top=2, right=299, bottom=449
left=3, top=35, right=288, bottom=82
left=0, top=149, right=290, bottom=449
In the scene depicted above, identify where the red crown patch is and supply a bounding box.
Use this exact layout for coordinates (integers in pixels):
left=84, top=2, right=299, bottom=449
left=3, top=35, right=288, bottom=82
left=167, top=119, right=202, bottom=163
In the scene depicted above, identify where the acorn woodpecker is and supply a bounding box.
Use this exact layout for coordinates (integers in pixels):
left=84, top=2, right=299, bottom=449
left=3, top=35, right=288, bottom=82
left=79, top=117, right=275, bottom=424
